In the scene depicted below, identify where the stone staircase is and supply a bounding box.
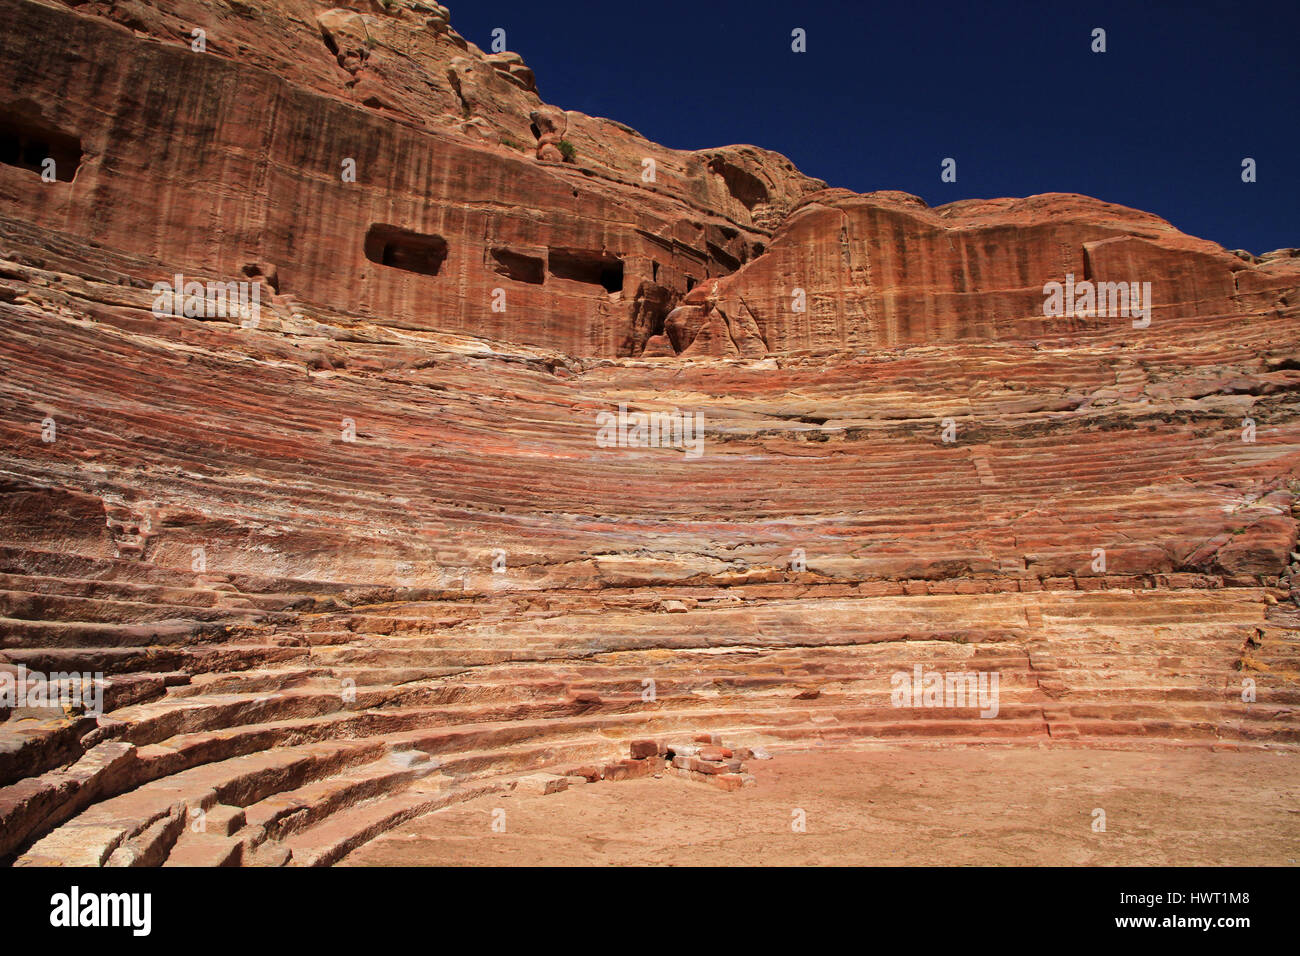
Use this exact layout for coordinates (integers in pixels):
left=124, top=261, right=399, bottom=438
left=1, top=240, right=1298, bottom=865
left=3, top=572, right=1296, bottom=866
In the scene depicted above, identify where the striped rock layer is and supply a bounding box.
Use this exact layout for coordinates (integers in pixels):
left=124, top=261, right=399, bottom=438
left=0, top=0, right=1297, bottom=866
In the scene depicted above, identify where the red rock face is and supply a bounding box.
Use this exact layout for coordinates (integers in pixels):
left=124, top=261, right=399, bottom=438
left=0, top=0, right=1298, bottom=867
left=703, top=189, right=1299, bottom=354
left=0, top=0, right=820, bottom=358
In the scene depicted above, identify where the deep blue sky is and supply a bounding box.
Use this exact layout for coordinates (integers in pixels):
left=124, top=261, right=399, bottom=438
left=452, top=0, right=1298, bottom=254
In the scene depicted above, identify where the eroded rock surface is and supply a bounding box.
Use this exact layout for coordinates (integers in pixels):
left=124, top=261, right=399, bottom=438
left=0, top=0, right=1298, bottom=867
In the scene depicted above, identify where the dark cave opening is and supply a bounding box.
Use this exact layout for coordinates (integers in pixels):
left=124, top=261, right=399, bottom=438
left=491, top=247, right=545, bottom=284
left=548, top=248, right=623, bottom=293
left=0, top=108, right=81, bottom=181
left=364, top=225, right=449, bottom=277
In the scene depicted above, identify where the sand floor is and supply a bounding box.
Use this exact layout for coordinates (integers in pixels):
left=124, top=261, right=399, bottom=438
left=341, top=743, right=1300, bottom=866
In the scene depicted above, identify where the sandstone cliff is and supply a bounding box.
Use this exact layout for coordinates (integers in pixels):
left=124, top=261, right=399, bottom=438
left=0, top=0, right=823, bottom=357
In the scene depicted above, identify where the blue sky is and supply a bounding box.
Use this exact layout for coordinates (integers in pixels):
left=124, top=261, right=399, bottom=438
left=451, top=0, right=1298, bottom=254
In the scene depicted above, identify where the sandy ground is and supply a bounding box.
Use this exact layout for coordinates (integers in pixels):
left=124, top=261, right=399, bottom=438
left=342, top=744, right=1300, bottom=866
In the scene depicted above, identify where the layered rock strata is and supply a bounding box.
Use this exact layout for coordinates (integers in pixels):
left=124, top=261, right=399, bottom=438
left=0, top=0, right=1297, bottom=867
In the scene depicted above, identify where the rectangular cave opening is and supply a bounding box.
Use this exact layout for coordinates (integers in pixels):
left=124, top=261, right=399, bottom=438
left=364, top=225, right=448, bottom=277
left=491, top=247, right=544, bottom=285
left=548, top=248, right=624, bottom=293
left=0, top=109, right=81, bottom=182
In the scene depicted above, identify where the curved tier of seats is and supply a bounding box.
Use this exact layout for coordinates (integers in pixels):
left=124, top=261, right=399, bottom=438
left=1, top=235, right=1297, bottom=865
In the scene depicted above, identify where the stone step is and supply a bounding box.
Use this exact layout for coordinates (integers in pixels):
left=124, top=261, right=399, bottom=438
left=240, top=753, right=443, bottom=846
left=0, top=617, right=220, bottom=650
left=275, top=732, right=666, bottom=868
left=0, top=713, right=95, bottom=787
left=166, top=667, right=331, bottom=699
left=0, top=571, right=223, bottom=608
left=14, top=738, right=381, bottom=867
left=161, top=826, right=248, bottom=867
left=281, top=774, right=505, bottom=868
left=0, top=589, right=254, bottom=628
left=2, top=642, right=310, bottom=677
left=103, top=807, right=187, bottom=867
left=114, top=683, right=649, bottom=753
left=0, top=740, right=138, bottom=860
left=162, top=804, right=250, bottom=866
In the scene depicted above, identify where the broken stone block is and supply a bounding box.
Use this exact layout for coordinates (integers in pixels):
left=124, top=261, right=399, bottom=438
left=612, top=756, right=660, bottom=778
left=691, top=759, right=729, bottom=775
left=629, top=739, right=659, bottom=759
left=515, top=773, right=569, bottom=795
left=203, top=804, right=247, bottom=837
